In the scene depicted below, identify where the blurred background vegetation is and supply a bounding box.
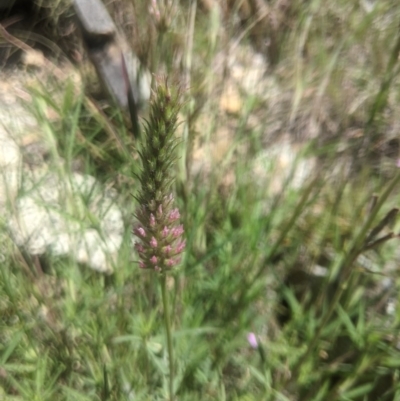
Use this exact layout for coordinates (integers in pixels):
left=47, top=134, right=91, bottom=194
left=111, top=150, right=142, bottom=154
left=2, top=0, right=400, bottom=400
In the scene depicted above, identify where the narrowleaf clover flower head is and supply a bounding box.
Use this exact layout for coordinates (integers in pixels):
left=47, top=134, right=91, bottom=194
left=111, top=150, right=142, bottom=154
left=134, top=78, right=185, bottom=273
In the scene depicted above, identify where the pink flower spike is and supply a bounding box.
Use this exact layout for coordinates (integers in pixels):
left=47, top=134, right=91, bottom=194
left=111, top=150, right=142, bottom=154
left=175, top=240, right=186, bottom=253
left=150, top=255, right=158, bottom=265
left=150, top=213, right=156, bottom=227
left=150, top=237, right=158, bottom=248
left=247, top=332, right=258, bottom=349
left=166, top=258, right=176, bottom=267
left=149, top=0, right=160, bottom=20
left=164, top=245, right=172, bottom=255
left=171, top=225, right=184, bottom=238
left=135, top=243, right=145, bottom=253
left=135, top=227, right=146, bottom=238
left=162, top=226, right=170, bottom=237
left=169, top=208, right=180, bottom=221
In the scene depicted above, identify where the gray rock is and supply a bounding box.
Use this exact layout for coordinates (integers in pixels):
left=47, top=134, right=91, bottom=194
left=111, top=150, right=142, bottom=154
left=73, top=0, right=116, bottom=39
left=73, top=0, right=151, bottom=110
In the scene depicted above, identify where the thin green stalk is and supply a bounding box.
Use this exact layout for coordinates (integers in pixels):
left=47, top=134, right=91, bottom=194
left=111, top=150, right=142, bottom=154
left=160, top=274, right=174, bottom=401
left=253, top=175, right=321, bottom=285
left=366, top=23, right=400, bottom=128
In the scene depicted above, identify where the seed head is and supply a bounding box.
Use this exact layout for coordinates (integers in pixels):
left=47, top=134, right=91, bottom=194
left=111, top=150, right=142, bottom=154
left=134, top=78, right=185, bottom=272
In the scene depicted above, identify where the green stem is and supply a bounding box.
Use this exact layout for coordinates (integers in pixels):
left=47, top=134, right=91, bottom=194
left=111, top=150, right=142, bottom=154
left=160, top=274, right=174, bottom=401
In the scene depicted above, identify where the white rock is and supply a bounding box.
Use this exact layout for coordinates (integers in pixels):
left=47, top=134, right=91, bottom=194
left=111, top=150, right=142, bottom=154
left=76, top=229, right=115, bottom=273
left=8, top=172, right=124, bottom=273
left=252, top=139, right=316, bottom=195
left=8, top=196, right=70, bottom=255
left=0, top=129, right=21, bottom=207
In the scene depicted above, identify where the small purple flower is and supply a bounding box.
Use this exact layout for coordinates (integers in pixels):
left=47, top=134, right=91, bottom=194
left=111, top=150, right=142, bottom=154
left=163, top=245, right=172, bottom=255
left=171, top=225, right=184, bottom=238
left=162, top=226, right=170, bottom=237
left=135, top=227, right=146, bottom=238
left=169, top=208, right=180, bottom=221
left=247, top=332, right=258, bottom=349
left=150, top=237, right=158, bottom=248
left=165, top=258, right=176, bottom=267
left=150, top=214, right=156, bottom=227
left=150, top=256, right=158, bottom=265
left=175, top=240, right=186, bottom=253
left=135, top=243, right=145, bottom=253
